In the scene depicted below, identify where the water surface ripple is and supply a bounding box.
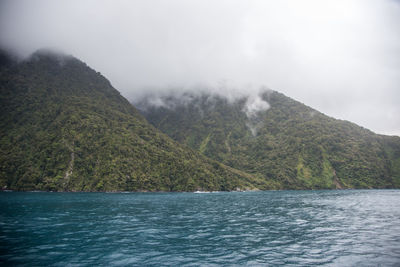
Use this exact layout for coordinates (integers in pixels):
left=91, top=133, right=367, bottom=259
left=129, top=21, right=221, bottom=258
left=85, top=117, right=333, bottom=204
left=1, top=190, right=399, bottom=266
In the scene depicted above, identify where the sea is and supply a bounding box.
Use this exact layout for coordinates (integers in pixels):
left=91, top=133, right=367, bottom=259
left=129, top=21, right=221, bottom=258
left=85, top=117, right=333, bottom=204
left=0, top=190, right=399, bottom=266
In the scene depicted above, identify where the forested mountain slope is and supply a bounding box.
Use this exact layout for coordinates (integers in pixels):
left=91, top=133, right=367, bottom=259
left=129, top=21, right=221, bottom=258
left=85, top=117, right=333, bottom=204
left=0, top=50, right=262, bottom=191
left=139, top=90, right=400, bottom=189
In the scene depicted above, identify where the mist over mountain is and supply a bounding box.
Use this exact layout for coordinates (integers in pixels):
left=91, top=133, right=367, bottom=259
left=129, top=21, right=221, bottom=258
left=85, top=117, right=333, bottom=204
left=138, top=90, right=400, bottom=189
left=1, top=0, right=400, bottom=136
left=1, top=47, right=399, bottom=191
left=1, top=2, right=400, bottom=265
left=0, top=49, right=264, bottom=191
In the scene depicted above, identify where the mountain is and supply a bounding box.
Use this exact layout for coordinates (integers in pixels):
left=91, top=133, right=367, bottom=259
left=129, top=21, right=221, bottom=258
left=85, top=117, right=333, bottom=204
left=0, top=50, right=263, bottom=192
left=138, top=90, right=400, bottom=189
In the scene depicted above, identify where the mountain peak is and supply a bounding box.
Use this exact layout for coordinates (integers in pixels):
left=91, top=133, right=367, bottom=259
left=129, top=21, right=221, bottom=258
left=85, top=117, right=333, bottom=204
left=0, top=53, right=261, bottom=191
left=29, top=48, right=73, bottom=62
left=139, top=90, right=400, bottom=189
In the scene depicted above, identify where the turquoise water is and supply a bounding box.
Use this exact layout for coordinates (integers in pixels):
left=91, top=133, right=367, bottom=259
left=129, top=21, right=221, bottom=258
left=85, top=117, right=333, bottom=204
left=1, top=190, right=399, bottom=266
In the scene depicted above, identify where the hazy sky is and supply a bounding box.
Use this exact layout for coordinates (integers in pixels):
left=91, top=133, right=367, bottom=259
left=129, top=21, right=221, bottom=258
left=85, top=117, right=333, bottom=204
left=1, top=0, right=399, bottom=135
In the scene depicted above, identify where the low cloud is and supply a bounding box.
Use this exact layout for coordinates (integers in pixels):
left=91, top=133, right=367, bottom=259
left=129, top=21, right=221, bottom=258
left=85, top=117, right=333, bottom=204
left=0, top=0, right=399, bottom=135
left=242, top=91, right=271, bottom=136
left=243, top=94, right=270, bottom=120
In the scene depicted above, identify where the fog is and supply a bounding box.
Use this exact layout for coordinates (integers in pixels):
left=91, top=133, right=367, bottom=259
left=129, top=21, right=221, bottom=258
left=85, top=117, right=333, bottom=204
left=0, top=0, right=399, bottom=135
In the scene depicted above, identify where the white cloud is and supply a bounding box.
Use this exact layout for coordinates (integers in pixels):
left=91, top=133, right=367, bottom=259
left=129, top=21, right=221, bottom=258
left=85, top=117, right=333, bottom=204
left=0, top=0, right=399, bottom=135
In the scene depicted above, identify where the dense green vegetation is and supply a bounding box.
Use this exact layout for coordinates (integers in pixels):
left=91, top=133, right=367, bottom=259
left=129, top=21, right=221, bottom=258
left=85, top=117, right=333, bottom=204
left=0, top=50, right=263, bottom=192
left=139, top=90, right=400, bottom=189
left=2, top=48, right=399, bottom=191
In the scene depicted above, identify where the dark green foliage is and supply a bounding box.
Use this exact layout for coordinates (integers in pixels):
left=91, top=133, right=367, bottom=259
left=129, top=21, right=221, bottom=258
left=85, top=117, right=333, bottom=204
left=0, top=50, right=261, bottom=192
left=140, top=90, right=400, bottom=189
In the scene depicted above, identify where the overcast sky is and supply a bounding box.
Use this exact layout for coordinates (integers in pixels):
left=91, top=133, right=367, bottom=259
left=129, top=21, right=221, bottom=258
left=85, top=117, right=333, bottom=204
left=1, top=0, right=399, bottom=136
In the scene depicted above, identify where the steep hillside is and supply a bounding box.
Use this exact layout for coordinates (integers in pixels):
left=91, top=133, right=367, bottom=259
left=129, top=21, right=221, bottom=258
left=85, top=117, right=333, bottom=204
left=0, top=50, right=263, bottom=192
left=138, top=90, right=400, bottom=189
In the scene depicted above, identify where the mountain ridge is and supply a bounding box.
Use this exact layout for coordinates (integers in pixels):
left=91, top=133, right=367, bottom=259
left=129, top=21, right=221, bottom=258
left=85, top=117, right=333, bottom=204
left=138, top=90, right=400, bottom=189
left=2, top=48, right=399, bottom=191
left=0, top=49, right=264, bottom=192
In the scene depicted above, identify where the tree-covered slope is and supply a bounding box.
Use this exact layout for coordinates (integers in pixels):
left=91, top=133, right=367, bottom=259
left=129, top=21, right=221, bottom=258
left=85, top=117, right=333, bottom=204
left=138, top=90, right=400, bottom=189
left=0, top=50, right=263, bottom=192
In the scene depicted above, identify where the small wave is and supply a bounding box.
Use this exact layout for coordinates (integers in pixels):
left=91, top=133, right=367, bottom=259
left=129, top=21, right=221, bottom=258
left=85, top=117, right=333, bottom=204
left=194, top=191, right=211, bottom=194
